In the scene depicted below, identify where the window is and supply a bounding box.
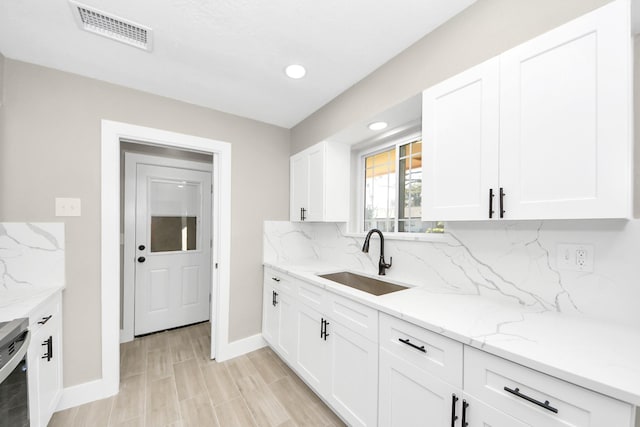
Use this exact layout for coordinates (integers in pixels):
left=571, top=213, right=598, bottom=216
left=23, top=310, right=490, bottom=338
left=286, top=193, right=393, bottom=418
left=361, top=137, right=443, bottom=234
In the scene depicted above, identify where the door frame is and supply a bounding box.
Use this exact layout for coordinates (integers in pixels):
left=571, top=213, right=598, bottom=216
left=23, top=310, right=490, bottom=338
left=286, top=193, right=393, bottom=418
left=100, top=120, right=232, bottom=397
left=122, top=152, right=213, bottom=342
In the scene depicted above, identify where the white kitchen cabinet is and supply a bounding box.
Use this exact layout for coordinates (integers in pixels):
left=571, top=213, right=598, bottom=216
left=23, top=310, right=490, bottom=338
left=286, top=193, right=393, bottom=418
left=262, top=269, right=297, bottom=361
left=422, top=0, right=632, bottom=221
left=27, top=291, right=63, bottom=427
left=290, top=141, right=350, bottom=222
left=294, top=299, right=378, bottom=427
left=422, top=57, right=500, bottom=221
left=464, top=346, right=634, bottom=427
left=379, top=348, right=461, bottom=427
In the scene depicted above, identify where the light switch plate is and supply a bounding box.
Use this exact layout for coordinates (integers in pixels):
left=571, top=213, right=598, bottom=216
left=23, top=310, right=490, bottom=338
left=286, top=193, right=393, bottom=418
left=55, top=197, right=81, bottom=217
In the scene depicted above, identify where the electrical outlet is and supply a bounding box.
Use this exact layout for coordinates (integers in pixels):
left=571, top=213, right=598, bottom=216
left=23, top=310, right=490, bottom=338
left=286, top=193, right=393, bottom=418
left=557, top=243, right=594, bottom=272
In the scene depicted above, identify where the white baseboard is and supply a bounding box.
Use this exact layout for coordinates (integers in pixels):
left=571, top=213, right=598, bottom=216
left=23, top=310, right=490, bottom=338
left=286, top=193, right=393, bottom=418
left=56, top=379, right=117, bottom=411
left=216, top=333, right=266, bottom=362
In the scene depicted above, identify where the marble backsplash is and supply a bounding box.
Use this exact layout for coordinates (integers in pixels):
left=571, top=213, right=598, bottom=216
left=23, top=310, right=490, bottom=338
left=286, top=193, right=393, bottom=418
left=0, top=223, right=65, bottom=290
left=264, top=220, right=640, bottom=329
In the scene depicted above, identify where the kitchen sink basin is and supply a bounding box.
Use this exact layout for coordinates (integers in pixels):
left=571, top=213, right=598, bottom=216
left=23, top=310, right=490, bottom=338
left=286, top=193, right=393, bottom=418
left=317, top=271, right=408, bottom=296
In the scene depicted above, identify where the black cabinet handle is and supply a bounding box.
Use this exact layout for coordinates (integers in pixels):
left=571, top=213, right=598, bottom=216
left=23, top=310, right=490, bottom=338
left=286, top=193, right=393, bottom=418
left=271, top=277, right=281, bottom=282
left=41, top=336, right=53, bottom=362
left=138, top=244, right=145, bottom=251
left=499, top=187, right=506, bottom=218
left=300, top=207, right=307, bottom=221
left=461, top=399, right=469, bottom=427
left=451, top=394, right=459, bottom=427
left=272, top=291, right=278, bottom=307
left=489, top=188, right=495, bottom=218
left=38, top=315, right=52, bottom=325
left=323, top=319, right=329, bottom=340
left=137, top=256, right=146, bottom=263
left=320, top=318, right=324, bottom=338
left=398, top=338, right=426, bottom=353
left=504, top=386, right=558, bottom=413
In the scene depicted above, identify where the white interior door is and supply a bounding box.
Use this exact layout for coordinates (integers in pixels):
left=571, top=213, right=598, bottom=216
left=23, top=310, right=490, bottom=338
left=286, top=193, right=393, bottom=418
left=134, top=163, right=212, bottom=335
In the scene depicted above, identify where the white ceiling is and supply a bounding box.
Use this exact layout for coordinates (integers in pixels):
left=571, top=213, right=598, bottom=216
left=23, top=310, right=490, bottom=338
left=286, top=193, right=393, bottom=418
left=0, top=0, right=475, bottom=128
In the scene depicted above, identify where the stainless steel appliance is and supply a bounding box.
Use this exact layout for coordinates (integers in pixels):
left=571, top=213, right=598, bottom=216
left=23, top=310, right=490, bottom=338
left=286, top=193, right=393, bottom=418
left=0, top=318, right=30, bottom=427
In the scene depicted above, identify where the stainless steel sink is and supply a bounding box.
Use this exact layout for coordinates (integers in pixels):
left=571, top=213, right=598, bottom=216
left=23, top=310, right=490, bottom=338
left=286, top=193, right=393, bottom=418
left=317, top=271, right=408, bottom=296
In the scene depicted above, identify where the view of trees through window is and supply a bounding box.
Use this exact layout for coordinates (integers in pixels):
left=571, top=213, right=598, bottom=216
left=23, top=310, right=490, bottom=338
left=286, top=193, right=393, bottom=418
left=363, top=139, right=442, bottom=233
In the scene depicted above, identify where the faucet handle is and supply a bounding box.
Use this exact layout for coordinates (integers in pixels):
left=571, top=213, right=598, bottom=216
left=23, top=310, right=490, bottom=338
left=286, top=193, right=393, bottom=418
left=386, top=256, right=393, bottom=268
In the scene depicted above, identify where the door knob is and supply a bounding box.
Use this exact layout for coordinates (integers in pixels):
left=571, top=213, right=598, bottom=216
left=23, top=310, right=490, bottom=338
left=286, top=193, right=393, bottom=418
left=137, top=256, right=146, bottom=263
left=138, top=245, right=145, bottom=251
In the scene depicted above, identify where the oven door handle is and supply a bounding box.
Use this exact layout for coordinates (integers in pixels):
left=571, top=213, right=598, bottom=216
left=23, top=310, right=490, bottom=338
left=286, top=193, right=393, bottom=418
left=0, top=330, right=30, bottom=384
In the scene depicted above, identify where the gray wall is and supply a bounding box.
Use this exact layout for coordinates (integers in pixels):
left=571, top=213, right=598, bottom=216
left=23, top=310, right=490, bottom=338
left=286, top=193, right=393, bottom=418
left=290, top=0, right=615, bottom=153
left=0, top=59, right=290, bottom=387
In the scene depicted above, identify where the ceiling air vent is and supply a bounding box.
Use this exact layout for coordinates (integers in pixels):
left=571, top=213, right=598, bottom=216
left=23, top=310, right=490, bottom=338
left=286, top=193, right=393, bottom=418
left=69, top=1, right=153, bottom=51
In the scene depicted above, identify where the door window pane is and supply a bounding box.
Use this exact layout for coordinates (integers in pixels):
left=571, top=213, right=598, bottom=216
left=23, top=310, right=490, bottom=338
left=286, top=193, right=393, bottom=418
left=149, top=179, right=201, bottom=252
left=150, top=216, right=197, bottom=252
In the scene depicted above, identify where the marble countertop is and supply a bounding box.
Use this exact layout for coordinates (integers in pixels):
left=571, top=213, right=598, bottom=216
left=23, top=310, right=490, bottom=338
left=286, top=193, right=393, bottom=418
left=0, top=285, right=64, bottom=322
left=265, top=260, right=640, bottom=406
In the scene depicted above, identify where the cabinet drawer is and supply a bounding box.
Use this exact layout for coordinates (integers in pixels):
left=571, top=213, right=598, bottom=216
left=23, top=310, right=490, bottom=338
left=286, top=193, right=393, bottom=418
left=380, top=313, right=462, bottom=388
left=464, top=347, right=633, bottom=427
left=29, top=293, right=61, bottom=333
left=297, top=280, right=326, bottom=311
left=326, top=291, right=378, bottom=342
left=264, top=268, right=296, bottom=295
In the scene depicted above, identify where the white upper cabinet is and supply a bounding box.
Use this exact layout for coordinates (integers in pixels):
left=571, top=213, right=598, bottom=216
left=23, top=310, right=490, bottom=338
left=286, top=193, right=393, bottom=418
left=422, top=58, right=500, bottom=220
left=290, top=141, right=350, bottom=222
left=422, top=0, right=632, bottom=221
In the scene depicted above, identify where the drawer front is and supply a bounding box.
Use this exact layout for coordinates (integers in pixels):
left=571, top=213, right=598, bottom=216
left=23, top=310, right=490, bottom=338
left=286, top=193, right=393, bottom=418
left=380, top=313, right=462, bottom=388
left=264, top=268, right=296, bottom=295
left=29, top=292, right=61, bottom=333
left=464, top=347, right=633, bottom=427
left=327, top=291, right=377, bottom=342
left=297, top=279, right=326, bottom=311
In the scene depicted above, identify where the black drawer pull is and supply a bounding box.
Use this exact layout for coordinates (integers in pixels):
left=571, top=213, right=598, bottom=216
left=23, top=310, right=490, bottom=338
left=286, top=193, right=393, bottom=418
left=489, top=188, right=495, bottom=218
left=41, top=336, right=53, bottom=362
left=450, top=394, right=459, bottom=427
left=272, top=291, right=278, bottom=307
left=398, top=338, right=426, bottom=353
left=271, top=277, right=281, bottom=282
left=499, top=187, right=506, bottom=218
left=38, top=315, right=52, bottom=325
left=504, top=386, right=558, bottom=414
left=461, top=399, right=469, bottom=426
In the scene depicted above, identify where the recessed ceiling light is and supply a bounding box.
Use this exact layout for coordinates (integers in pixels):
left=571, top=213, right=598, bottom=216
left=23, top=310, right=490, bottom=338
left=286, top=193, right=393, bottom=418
left=285, top=64, right=306, bottom=79
left=368, top=121, right=388, bottom=131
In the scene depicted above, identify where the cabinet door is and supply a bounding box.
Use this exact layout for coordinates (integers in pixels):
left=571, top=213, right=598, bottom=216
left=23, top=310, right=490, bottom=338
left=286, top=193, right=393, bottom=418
left=290, top=152, right=309, bottom=222
left=463, top=395, right=529, bottom=427
left=262, top=281, right=279, bottom=347
left=306, top=144, right=325, bottom=222
left=294, top=303, right=329, bottom=394
left=275, top=291, right=297, bottom=362
left=379, top=348, right=460, bottom=427
left=37, top=315, right=62, bottom=427
left=422, top=57, right=499, bottom=221
left=499, top=0, right=631, bottom=219
left=326, top=321, right=378, bottom=427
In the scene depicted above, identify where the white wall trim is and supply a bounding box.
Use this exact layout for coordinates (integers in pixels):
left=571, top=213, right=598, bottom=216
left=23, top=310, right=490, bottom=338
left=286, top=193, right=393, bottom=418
left=217, top=333, right=267, bottom=361
left=99, top=120, right=232, bottom=401
left=57, top=379, right=114, bottom=411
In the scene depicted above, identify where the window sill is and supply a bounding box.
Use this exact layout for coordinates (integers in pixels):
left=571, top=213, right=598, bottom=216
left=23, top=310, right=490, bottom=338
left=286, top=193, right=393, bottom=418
left=343, top=231, right=454, bottom=243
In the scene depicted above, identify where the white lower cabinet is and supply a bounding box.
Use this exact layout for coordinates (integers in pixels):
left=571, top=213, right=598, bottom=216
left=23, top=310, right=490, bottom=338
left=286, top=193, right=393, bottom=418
left=262, top=269, right=377, bottom=427
left=263, top=270, right=636, bottom=427
left=294, top=300, right=378, bottom=427
left=262, top=269, right=297, bottom=361
left=27, top=291, right=63, bottom=427
left=379, top=348, right=460, bottom=427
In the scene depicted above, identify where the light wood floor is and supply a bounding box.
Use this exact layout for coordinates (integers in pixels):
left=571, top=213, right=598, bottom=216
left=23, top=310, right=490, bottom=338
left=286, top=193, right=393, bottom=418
left=49, top=322, right=345, bottom=427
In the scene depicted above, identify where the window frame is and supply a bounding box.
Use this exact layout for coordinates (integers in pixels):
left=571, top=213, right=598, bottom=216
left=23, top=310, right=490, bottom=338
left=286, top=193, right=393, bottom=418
left=355, top=130, right=433, bottom=234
